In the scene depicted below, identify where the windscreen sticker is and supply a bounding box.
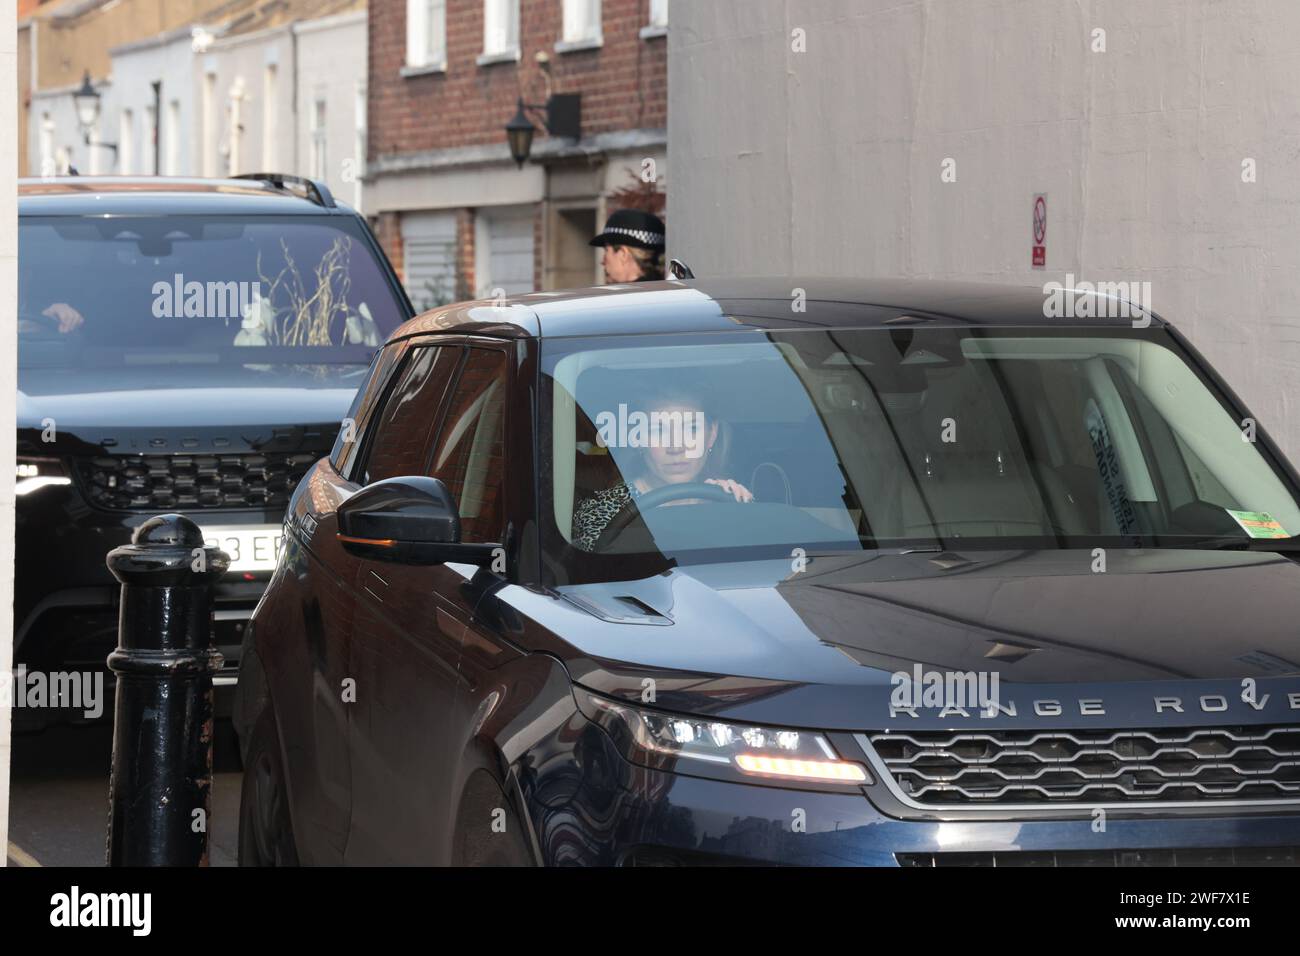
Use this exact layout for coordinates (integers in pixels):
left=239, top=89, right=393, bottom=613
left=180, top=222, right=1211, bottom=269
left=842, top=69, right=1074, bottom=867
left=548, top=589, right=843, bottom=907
left=1084, top=398, right=1140, bottom=537
left=1225, top=509, right=1290, bottom=539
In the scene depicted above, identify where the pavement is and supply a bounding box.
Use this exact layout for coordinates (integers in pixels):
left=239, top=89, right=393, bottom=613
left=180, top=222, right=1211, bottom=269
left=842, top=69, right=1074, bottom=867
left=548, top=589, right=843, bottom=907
left=6, top=719, right=243, bottom=867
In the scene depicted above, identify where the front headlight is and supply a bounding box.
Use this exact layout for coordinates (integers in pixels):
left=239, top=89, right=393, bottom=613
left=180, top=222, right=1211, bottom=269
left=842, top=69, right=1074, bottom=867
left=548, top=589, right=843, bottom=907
left=575, top=689, right=870, bottom=790
left=15, top=456, right=71, bottom=496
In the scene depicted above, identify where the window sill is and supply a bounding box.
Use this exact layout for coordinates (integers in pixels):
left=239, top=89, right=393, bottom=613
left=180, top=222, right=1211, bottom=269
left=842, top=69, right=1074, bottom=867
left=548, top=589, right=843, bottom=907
left=555, top=36, right=603, bottom=54
left=639, top=25, right=668, bottom=40
left=476, top=48, right=521, bottom=67
left=400, top=62, right=446, bottom=78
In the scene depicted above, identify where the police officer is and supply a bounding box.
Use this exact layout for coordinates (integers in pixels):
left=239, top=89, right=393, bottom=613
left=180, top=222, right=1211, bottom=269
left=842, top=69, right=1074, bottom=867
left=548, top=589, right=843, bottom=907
left=590, top=209, right=666, bottom=283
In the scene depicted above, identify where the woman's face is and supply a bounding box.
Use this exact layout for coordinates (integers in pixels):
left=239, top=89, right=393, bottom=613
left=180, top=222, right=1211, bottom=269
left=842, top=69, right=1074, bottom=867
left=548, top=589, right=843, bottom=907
left=642, top=402, right=718, bottom=486
left=602, top=244, right=642, bottom=283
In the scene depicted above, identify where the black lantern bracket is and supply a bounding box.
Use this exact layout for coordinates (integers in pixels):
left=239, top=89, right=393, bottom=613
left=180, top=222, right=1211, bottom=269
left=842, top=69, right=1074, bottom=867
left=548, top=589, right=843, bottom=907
left=505, top=93, right=582, bottom=167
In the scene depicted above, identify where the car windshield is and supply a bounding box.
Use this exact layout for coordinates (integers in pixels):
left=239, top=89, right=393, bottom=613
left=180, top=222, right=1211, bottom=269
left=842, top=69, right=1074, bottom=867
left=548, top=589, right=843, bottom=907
left=18, top=215, right=407, bottom=372
left=541, top=326, right=1300, bottom=584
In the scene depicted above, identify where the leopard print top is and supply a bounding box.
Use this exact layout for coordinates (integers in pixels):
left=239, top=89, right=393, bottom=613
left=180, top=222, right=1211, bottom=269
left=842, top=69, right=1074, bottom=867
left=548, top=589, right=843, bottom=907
left=572, top=482, right=637, bottom=552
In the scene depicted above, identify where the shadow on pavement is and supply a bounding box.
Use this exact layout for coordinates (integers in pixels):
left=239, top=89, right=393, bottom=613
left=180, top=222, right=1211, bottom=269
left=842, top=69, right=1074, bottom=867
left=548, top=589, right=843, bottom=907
left=7, top=718, right=244, bottom=867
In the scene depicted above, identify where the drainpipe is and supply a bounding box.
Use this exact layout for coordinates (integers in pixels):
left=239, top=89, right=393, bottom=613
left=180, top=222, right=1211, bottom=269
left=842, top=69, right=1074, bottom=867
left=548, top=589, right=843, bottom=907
left=151, top=80, right=161, bottom=175
left=290, top=25, right=299, bottom=174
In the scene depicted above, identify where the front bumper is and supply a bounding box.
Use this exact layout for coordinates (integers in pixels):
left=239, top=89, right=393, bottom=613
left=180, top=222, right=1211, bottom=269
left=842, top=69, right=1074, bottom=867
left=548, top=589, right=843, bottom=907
left=590, top=771, right=1300, bottom=866
left=515, top=705, right=1300, bottom=866
left=13, top=482, right=277, bottom=722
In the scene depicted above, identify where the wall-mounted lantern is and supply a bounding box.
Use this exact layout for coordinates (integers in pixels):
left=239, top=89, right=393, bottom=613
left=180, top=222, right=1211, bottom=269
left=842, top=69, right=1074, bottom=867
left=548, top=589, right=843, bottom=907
left=504, top=93, right=581, bottom=168
left=72, top=71, right=118, bottom=160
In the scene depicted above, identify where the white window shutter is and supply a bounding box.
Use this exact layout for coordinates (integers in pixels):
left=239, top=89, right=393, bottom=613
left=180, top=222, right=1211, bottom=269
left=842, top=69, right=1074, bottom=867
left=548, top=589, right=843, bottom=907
left=483, top=0, right=499, bottom=54
left=402, top=212, right=459, bottom=310
left=429, top=0, right=446, bottom=65
left=407, top=0, right=428, bottom=67
left=564, top=0, right=601, bottom=42
left=484, top=0, right=520, bottom=56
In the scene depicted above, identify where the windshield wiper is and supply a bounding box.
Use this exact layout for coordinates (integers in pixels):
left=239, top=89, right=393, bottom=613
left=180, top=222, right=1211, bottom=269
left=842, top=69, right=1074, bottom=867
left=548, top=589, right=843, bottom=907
left=853, top=535, right=945, bottom=553
left=1190, top=536, right=1300, bottom=553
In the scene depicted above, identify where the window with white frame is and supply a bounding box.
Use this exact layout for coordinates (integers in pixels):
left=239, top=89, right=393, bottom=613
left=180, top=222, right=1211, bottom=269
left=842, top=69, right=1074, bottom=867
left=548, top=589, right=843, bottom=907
left=119, top=109, right=134, bottom=175
left=144, top=103, right=157, bottom=175
left=407, top=0, right=446, bottom=69
left=562, top=0, right=601, bottom=44
left=353, top=82, right=367, bottom=210
left=262, top=64, right=278, bottom=169
left=227, top=78, right=245, bottom=176
left=39, top=113, right=54, bottom=177
left=165, top=100, right=181, bottom=174
left=86, top=114, right=104, bottom=175
left=310, top=96, right=327, bottom=180
left=201, top=72, right=217, bottom=177
left=649, top=0, right=668, bottom=28
left=482, top=0, right=519, bottom=58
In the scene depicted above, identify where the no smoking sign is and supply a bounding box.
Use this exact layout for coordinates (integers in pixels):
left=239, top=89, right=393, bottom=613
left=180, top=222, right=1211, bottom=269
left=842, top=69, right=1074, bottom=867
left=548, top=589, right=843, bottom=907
left=1031, top=193, right=1047, bottom=269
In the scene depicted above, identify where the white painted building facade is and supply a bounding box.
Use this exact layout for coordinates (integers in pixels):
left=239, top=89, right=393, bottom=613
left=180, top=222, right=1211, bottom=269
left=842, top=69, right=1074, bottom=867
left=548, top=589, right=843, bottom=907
left=29, top=77, right=98, bottom=176
left=26, top=7, right=368, bottom=215
left=197, top=23, right=301, bottom=181
left=111, top=28, right=200, bottom=176
left=668, top=0, right=1300, bottom=461
left=293, top=9, right=368, bottom=209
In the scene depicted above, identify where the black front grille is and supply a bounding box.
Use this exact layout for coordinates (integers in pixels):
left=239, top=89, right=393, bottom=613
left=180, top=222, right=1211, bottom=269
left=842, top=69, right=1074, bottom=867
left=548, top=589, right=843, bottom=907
left=867, top=726, right=1300, bottom=806
left=898, top=846, right=1300, bottom=867
left=75, top=452, right=317, bottom=511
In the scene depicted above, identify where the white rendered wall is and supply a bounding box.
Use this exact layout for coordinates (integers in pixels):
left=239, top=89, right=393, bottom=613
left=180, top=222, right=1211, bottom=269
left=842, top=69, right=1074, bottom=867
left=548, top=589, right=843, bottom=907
left=669, top=0, right=1300, bottom=459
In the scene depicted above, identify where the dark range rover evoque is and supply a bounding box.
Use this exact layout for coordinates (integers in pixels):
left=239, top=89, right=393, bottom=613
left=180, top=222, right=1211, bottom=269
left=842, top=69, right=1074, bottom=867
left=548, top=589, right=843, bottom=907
left=16, top=176, right=412, bottom=722
left=236, top=277, right=1300, bottom=866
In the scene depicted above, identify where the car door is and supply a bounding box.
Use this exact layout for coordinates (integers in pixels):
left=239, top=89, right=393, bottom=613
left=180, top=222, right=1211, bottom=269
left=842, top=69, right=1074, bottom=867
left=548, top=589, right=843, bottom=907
left=266, top=343, right=402, bottom=865
left=346, top=343, right=512, bottom=864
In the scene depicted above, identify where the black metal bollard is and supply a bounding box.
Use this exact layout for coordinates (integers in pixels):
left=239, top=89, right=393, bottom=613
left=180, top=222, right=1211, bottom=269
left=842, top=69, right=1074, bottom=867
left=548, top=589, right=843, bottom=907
left=105, top=513, right=229, bottom=866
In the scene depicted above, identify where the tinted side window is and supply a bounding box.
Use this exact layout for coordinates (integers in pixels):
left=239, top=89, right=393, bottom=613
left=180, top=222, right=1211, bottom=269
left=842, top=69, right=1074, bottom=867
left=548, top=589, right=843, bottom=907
left=428, top=348, right=508, bottom=543
left=331, top=345, right=402, bottom=479
left=361, top=345, right=463, bottom=484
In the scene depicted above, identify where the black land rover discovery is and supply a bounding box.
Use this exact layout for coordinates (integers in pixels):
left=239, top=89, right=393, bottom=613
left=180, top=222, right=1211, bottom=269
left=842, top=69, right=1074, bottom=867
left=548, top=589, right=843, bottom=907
left=15, top=175, right=413, bottom=724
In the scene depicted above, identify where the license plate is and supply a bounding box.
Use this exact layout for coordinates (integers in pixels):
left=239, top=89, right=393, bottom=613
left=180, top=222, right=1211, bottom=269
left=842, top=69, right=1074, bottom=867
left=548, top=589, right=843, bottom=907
left=200, top=525, right=285, bottom=573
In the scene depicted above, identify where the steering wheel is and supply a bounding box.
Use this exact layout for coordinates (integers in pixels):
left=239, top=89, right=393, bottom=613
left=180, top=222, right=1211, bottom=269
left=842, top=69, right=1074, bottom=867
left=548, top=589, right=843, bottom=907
left=593, top=481, right=738, bottom=552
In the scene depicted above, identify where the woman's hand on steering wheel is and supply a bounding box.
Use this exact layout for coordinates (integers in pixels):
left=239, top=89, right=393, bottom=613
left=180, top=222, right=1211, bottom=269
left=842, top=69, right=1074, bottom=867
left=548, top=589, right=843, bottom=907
left=591, top=480, right=752, bottom=552
left=704, top=477, right=754, bottom=503
left=42, top=302, right=85, bottom=334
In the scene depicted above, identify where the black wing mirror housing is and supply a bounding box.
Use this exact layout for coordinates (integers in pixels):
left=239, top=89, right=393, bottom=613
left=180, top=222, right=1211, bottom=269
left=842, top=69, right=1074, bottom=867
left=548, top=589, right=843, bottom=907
left=337, top=476, right=500, bottom=566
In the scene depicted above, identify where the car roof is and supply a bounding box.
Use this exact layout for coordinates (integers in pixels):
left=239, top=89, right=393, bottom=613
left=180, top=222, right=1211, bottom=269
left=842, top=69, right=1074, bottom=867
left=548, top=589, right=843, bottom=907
left=18, top=176, right=350, bottom=217
left=388, top=276, right=1168, bottom=342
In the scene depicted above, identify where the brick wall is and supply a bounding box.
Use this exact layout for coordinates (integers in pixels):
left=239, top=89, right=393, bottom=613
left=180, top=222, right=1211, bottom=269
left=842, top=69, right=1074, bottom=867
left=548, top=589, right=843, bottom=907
left=368, top=0, right=667, bottom=162
left=455, top=209, right=477, bottom=299
left=373, top=210, right=404, bottom=283
left=532, top=204, right=545, bottom=291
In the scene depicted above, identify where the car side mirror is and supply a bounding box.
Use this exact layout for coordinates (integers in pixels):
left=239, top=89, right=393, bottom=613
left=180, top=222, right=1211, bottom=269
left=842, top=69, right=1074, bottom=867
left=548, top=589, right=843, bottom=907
left=337, top=476, right=500, bottom=566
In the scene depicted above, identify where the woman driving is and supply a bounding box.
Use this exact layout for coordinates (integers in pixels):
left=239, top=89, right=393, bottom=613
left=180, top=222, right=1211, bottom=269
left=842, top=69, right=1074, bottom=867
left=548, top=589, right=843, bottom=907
left=572, top=387, right=754, bottom=552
